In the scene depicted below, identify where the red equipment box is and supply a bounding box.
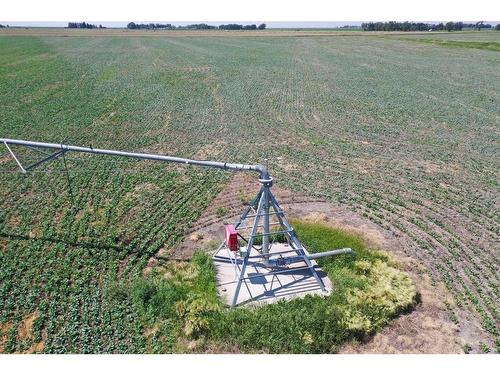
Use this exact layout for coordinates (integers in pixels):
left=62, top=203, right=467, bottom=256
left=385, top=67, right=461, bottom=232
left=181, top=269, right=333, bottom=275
left=225, top=224, right=238, bottom=252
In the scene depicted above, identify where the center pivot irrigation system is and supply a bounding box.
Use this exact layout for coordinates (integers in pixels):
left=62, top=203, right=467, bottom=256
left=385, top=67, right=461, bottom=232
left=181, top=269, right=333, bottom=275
left=2, top=138, right=354, bottom=307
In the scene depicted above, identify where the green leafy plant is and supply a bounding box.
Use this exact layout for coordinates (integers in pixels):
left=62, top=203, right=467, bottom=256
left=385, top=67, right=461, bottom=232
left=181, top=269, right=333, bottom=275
left=215, top=206, right=229, bottom=218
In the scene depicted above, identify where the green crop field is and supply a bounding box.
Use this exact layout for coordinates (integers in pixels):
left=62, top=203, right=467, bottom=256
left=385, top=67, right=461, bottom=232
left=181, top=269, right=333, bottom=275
left=0, top=31, right=499, bottom=353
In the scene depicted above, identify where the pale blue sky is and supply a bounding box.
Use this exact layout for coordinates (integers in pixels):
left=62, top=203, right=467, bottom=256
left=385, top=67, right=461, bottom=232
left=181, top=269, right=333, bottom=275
left=2, top=1, right=498, bottom=24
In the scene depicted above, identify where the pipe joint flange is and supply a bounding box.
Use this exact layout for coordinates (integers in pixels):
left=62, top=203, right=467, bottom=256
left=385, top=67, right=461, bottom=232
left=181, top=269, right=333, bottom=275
left=259, top=177, right=273, bottom=187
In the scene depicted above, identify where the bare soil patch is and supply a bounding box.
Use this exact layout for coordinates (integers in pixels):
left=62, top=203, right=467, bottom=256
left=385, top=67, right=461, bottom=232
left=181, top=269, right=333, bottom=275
left=24, top=340, right=45, bottom=354
left=0, top=153, right=12, bottom=164
left=0, top=321, right=12, bottom=352
left=17, top=312, right=37, bottom=341
left=7, top=214, right=21, bottom=229
left=160, top=173, right=463, bottom=353
left=0, top=311, right=46, bottom=354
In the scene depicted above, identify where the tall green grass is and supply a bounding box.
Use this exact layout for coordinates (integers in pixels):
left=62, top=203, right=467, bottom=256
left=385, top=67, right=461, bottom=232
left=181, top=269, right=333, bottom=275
left=118, top=219, right=417, bottom=353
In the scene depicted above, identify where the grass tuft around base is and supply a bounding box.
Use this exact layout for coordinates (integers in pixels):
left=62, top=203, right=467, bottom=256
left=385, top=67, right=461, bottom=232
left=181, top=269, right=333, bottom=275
left=111, top=219, right=418, bottom=353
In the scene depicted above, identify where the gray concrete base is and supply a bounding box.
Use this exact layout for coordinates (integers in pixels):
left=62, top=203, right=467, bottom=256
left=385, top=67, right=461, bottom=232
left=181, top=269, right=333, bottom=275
left=213, top=243, right=332, bottom=306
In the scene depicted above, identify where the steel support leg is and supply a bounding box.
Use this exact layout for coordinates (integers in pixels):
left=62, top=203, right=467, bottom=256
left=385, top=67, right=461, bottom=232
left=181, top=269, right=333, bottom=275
left=231, top=191, right=265, bottom=306
left=268, top=191, right=325, bottom=291
left=262, top=186, right=270, bottom=265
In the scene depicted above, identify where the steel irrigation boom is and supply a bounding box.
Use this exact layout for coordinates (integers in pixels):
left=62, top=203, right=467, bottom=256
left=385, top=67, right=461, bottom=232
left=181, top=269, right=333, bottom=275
left=0, top=138, right=270, bottom=180
left=1, top=137, right=353, bottom=307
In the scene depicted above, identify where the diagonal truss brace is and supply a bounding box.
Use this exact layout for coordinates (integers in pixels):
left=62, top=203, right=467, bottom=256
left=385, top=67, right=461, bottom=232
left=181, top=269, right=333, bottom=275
left=3, top=141, right=27, bottom=173
left=3, top=141, right=68, bottom=173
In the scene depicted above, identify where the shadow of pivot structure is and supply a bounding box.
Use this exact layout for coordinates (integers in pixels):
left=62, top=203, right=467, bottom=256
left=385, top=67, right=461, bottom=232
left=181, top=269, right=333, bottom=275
left=1, top=138, right=354, bottom=307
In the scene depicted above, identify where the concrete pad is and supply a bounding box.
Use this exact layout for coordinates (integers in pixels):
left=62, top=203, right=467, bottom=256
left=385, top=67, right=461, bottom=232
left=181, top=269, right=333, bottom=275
left=213, top=243, right=332, bottom=306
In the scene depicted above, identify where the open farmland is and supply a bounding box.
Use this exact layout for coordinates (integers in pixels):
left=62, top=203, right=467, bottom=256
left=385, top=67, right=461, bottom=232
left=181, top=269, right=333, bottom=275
left=0, top=31, right=499, bottom=353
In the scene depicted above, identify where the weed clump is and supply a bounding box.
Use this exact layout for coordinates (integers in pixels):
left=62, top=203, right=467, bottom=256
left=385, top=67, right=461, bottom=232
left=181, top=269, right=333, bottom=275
left=342, top=259, right=417, bottom=334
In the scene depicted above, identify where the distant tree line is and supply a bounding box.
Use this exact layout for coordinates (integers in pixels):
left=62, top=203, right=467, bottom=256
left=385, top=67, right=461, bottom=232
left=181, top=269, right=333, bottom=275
left=362, top=21, right=466, bottom=32
left=0, top=24, right=7, bottom=28
left=185, top=24, right=217, bottom=30
left=362, top=21, right=500, bottom=32
left=218, top=24, right=266, bottom=30
left=496, top=24, right=500, bottom=31
left=67, top=22, right=105, bottom=29
left=436, top=22, right=463, bottom=32
left=362, top=21, right=430, bottom=31
left=127, top=23, right=176, bottom=30
left=126, top=22, right=266, bottom=30
left=462, top=21, right=492, bottom=30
